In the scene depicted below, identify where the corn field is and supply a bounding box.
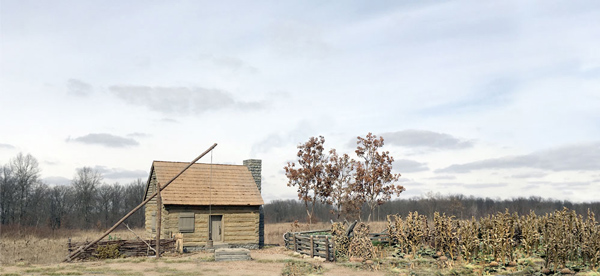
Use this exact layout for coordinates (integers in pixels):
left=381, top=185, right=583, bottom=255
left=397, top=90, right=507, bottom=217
left=386, top=207, right=600, bottom=271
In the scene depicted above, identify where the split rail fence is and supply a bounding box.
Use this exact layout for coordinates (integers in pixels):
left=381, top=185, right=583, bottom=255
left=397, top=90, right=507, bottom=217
left=284, top=230, right=335, bottom=262
left=283, top=228, right=390, bottom=262
left=68, top=239, right=175, bottom=260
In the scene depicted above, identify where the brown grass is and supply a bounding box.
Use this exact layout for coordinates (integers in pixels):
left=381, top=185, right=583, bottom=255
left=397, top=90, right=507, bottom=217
left=0, top=227, right=146, bottom=265
left=1, top=221, right=388, bottom=265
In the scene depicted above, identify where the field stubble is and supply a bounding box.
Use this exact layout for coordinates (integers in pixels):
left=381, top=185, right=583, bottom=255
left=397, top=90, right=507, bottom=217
left=1, top=221, right=364, bottom=265
left=1, top=226, right=144, bottom=265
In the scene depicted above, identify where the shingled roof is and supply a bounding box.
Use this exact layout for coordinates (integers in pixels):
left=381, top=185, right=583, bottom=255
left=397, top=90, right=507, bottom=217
left=145, top=161, right=264, bottom=206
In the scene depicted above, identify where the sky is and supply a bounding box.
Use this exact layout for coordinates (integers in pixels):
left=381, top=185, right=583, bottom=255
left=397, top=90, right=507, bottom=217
left=1, top=1, right=599, bottom=203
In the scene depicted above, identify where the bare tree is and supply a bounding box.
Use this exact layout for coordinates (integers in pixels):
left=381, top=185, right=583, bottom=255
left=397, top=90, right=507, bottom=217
left=48, top=185, right=72, bottom=230
left=284, top=136, right=330, bottom=226
left=97, top=184, right=113, bottom=228
left=1, top=153, right=150, bottom=230
left=354, top=133, right=403, bottom=221
left=0, top=165, right=16, bottom=224
left=72, top=167, right=102, bottom=228
left=28, top=182, right=49, bottom=227
left=109, top=184, right=124, bottom=225
left=10, top=153, right=41, bottom=225
left=123, top=179, right=146, bottom=227
left=325, top=149, right=356, bottom=220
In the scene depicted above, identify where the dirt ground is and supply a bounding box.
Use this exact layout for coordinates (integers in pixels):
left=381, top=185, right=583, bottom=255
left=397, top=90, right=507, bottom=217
left=0, top=246, right=387, bottom=276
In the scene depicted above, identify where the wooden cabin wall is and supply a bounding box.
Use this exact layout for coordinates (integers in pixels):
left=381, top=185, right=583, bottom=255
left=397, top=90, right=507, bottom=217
left=144, top=172, right=157, bottom=237
left=144, top=172, right=169, bottom=238
left=162, top=205, right=259, bottom=247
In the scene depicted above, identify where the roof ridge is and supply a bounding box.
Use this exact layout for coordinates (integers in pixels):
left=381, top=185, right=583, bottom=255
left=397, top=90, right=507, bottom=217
left=152, top=160, right=246, bottom=166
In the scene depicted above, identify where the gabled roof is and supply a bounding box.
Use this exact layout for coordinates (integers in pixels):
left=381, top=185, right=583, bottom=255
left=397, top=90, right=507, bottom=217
left=145, top=161, right=264, bottom=206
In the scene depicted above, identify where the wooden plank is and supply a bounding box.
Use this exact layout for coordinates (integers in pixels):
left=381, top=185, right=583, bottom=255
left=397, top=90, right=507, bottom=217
left=156, top=181, right=162, bottom=258
left=310, top=236, right=314, bottom=258
left=216, top=252, right=251, bottom=256
left=293, top=229, right=330, bottom=235
left=293, top=234, right=297, bottom=252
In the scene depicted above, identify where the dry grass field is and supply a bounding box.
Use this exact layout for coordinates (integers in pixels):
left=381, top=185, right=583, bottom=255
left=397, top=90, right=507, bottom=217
left=3, top=221, right=600, bottom=276
left=0, top=221, right=382, bottom=265
left=0, top=226, right=147, bottom=265
left=0, top=247, right=390, bottom=276
left=0, top=223, right=391, bottom=276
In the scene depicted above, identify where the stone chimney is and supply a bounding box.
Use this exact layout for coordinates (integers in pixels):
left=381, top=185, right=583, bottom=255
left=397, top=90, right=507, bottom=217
left=243, top=159, right=262, bottom=193
left=243, top=159, right=263, bottom=248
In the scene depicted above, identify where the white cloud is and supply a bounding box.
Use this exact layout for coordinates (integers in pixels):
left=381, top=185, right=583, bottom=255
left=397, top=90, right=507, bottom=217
left=437, top=142, right=600, bottom=173
left=508, top=171, right=548, bottom=179
left=67, top=79, right=92, bottom=97
left=68, top=133, right=139, bottom=148
left=109, top=85, right=265, bottom=115
left=381, top=130, right=474, bottom=150
left=0, top=143, right=15, bottom=149
left=393, top=159, right=429, bottom=173
left=92, top=165, right=147, bottom=180
left=251, top=121, right=315, bottom=155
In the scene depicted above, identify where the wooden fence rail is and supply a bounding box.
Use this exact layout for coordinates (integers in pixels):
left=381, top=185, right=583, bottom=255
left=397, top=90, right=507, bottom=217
left=68, top=239, right=175, bottom=260
left=284, top=232, right=335, bottom=261
left=283, top=229, right=391, bottom=262
left=369, top=232, right=390, bottom=244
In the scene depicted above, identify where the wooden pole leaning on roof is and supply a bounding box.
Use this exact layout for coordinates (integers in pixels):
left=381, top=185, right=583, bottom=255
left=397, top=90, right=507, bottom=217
left=156, top=180, right=162, bottom=258
left=64, top=143, right=218, bottom=262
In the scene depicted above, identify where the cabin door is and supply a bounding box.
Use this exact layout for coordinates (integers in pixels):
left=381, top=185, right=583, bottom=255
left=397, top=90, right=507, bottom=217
left=210, top=215, right=222, bottom=242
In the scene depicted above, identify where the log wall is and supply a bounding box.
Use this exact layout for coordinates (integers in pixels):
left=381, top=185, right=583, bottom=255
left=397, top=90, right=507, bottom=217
left=163, top=205, right=260, bottom=247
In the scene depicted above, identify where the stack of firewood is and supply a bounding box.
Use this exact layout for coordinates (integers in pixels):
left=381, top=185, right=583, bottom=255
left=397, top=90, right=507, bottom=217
left=68, top=239, right=175, bottom=260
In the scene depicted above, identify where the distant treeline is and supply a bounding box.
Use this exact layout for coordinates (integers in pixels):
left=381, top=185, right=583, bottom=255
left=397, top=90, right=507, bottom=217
left=0, top=153, right=145, bottom=232
left=3, top=152, right=599, bottom=233
left=264, top=194, right=600, bottom=224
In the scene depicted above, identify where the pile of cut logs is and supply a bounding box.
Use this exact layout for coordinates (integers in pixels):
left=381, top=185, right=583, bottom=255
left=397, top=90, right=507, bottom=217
left=68, top=239, right=175, bottom=260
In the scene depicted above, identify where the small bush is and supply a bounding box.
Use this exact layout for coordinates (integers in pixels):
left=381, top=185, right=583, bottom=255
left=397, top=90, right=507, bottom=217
left=95, top=244, right=121, bottom=259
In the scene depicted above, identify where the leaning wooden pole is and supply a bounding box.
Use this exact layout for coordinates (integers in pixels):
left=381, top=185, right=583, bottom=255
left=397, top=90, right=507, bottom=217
left=156, top=181, right=162, bottom=258
left=64, top=143, right=218, bottom=262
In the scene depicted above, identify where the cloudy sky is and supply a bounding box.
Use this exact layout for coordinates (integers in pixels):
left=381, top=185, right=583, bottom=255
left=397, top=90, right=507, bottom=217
left=1, top=1, right=599, bottom=203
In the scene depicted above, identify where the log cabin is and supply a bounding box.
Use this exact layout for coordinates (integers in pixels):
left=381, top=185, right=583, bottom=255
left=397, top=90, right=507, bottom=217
left=144, top=159, right=264, bottom=251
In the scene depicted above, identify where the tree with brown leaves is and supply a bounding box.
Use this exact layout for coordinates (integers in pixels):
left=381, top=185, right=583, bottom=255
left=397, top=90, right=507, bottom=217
left=325, top=149, right=356, bottom=220
left=284, top=136, right=330, bottom=226
left=354, top=132, right=404, bottom=221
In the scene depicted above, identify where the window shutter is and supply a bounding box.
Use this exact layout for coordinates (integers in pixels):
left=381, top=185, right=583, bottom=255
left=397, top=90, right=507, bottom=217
left=179, top=212, right=195, bottom=233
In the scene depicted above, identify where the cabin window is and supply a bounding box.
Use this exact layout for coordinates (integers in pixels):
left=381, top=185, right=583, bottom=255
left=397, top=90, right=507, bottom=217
left=179, top=212, right=195, bottom=233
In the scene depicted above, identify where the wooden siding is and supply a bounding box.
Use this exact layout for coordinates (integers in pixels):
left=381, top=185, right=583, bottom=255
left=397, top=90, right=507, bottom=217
left=145, top=173, right=169, bottom=237
left=162, top=206, right=259, bottom=247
